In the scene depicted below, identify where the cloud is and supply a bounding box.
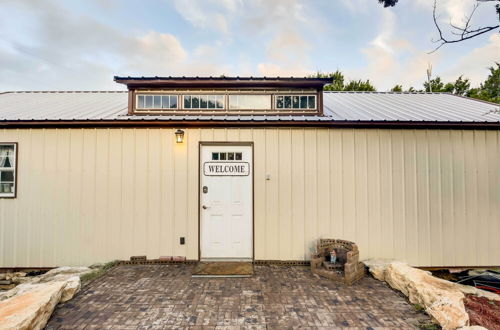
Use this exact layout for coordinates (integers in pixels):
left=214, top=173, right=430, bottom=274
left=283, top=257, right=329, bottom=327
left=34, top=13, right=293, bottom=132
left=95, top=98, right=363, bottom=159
left=413, top=0, right=497, bottom=32
left=348, top=9, right=442, bottom=90
left=173, top=0, right=241, bottom=34
left=245, top=0, right=316, bottom=76
left=0, top=0, right=236, bottom=90
left=442, top=33, right=500, bottom=85
left=257, top=63, right=313, bottom=77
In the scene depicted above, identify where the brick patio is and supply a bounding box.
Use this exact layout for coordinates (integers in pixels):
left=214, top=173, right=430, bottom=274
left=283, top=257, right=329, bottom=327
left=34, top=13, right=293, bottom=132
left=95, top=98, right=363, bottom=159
left=46, top=264, right=431, bottom=329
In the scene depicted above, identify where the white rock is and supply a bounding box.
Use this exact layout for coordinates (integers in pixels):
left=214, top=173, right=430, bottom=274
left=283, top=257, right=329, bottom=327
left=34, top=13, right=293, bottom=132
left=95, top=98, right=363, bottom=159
left=0, top=281, right=66, bottom=330
left=60, top=276, right=81, bottom=303
left=0, top=266, right=97, bottom=329
left=362, top=259, right=500, bottom=330
left=362, top=259, right=402, bottom=281
left=458, top=327, right=488, bottom=330
left=36, top=267, right=92, bottom=283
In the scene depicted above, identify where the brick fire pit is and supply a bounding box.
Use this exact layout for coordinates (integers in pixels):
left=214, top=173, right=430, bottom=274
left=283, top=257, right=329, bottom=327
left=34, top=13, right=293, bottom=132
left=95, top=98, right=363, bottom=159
left=311, top=239, right=365, bottom=285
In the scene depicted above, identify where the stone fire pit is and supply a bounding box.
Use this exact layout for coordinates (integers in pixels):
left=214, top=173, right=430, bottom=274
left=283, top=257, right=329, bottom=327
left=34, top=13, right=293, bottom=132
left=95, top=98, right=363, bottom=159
left=311, top=239, right=365, bottom=285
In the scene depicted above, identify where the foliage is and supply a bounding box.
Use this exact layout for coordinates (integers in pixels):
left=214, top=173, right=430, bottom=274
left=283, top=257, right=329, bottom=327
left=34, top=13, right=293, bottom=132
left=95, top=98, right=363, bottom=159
left=314, top=63, right=499, bottom=104
left=424, top=75, right=471, bottom=96
left=416, top=321, right=441, bottom=330
left=312, top=70, right=376, bottom=91
left=427, top=66, right=500, bottom=103
left=424, top=77, right=445, bottom=92
left=413, top=304, right=426, bottom=313
left=391, top=85, right=403, bottom=92
left=378, top=0, right=398, bottom=7
left=472, top=62, right=500, bottom=103
left=80, top=260, right=119, bottom=285
left=450, top=76, right=471, bottom=96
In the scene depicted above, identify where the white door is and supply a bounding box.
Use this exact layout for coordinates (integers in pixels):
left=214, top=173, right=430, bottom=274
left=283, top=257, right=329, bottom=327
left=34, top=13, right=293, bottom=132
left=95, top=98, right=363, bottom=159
left=200, top=144, right=253, bottom=260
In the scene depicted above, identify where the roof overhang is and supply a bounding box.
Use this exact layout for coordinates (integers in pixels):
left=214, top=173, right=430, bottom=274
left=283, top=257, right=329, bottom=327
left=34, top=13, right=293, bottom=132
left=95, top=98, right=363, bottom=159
left=1, top=120, right=499, bottom=130
left=114, top=76, right=332, bottom=89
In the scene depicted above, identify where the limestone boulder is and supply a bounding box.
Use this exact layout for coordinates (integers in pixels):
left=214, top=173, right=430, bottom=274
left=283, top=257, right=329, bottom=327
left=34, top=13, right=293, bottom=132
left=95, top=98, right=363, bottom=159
left=36, top=267, right=92, bottom=283
left=382, top=262, right=468, bottom=329
left=363, top=260, right=500, bottom=330
left=362, top=258, right=400, bottom=281
left=0, top=266, right=95, bottom=329
left=0, top=281, right=66, bottom=330
left=60, top=276, right=81, bottom=303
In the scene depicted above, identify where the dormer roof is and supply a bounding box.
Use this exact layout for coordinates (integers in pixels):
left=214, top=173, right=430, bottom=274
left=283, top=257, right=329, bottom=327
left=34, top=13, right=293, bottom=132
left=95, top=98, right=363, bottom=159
left=114, top=76, right=331, bottom=89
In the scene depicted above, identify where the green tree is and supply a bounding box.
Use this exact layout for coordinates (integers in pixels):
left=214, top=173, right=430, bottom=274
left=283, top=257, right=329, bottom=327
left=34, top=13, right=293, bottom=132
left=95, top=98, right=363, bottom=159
left=312, top=71, right=376, bottom=91
left=451, top=75, right=471, bottom=96
left=344, top=80, right=376, bottom=91
left=423, top=75, right=471, bottom=95
left=391, top=85, right=403, bottom=92
left=468, top=63, right=500, bottom=103
left=424, top=77, right=445, bottom=92
left=313, top=70, right=345, bottom=91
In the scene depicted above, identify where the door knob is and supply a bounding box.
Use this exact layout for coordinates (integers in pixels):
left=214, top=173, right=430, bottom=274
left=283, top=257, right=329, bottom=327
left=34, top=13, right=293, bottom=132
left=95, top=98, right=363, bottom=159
left=202, top=205, right=210, bottom=209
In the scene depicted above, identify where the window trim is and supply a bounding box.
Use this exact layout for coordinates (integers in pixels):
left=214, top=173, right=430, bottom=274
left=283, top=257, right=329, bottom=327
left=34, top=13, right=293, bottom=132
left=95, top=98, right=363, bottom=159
left=275, top=94, right=317, bottom=110
left=228, top=94, right=273, bottom=110
left=136, top=94, right=179, bottom=110
left=183, top=94, right=225, bottom=110
left=0, top=142, right=18, bottom=199
left=132, top=91, right=320, bottom=113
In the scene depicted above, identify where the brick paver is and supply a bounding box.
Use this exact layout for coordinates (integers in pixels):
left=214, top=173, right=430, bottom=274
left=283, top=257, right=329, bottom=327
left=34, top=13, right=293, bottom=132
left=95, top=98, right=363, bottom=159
left=46, top=264, right=431, bottom=329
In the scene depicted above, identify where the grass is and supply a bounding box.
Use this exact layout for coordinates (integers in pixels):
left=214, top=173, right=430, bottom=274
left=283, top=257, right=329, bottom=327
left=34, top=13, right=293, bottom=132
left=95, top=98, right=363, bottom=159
left=412, top=303, right=426, bottom=313
left=80, top=260, right=120, bottom=285
left=413, top=304, right=441, bottom=329
left=416, top=321, right=441, bottom=330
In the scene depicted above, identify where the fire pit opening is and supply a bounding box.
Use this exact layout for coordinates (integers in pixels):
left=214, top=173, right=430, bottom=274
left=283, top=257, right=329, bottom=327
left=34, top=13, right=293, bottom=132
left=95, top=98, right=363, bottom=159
left=311, top=239, right=365, bottom=285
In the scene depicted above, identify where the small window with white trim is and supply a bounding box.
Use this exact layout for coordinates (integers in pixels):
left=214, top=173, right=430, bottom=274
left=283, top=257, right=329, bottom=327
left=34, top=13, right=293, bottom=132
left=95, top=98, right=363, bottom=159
left=0, top=143, right=17, bottom=198
left=137, top=94, right=178, bottom=109
left=184, top=95, right=224, bottom=109
left=276, top=95, right=316, bottom=110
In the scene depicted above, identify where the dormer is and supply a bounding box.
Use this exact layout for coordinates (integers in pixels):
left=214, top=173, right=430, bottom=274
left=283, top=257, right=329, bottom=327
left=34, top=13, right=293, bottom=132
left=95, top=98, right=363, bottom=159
left=114, top=76, right=331, bottom=116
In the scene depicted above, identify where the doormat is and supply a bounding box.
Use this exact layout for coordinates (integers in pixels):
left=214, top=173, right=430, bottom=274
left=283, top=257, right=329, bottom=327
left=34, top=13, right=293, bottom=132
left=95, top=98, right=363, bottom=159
left=192, top=262, right=253, bottom=277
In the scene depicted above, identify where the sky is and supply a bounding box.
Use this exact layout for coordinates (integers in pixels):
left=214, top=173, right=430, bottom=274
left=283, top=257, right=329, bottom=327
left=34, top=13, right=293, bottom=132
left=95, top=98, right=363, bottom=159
left=0, top=0, right=499, bottom=91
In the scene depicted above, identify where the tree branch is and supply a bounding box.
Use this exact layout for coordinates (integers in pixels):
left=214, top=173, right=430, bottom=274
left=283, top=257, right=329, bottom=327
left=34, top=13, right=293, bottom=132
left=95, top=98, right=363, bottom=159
left=429, top=0, right=500, bottom=53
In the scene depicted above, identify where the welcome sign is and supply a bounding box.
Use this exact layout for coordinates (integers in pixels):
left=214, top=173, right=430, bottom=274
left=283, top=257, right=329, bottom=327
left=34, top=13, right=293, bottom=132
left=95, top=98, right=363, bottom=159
left=203, top=162, right=250, bottom=176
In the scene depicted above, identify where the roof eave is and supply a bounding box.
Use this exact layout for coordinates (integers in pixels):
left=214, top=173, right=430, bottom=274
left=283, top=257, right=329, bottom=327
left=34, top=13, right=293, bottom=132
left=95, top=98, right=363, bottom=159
left=113, top=76, right=331, bottom=89
left=1, top=119, right=498, bottom=129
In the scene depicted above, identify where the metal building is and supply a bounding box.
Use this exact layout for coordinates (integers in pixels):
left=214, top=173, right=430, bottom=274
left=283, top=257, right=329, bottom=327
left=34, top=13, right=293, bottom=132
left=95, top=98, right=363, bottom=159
left=0, top=77, right=499, bottom=268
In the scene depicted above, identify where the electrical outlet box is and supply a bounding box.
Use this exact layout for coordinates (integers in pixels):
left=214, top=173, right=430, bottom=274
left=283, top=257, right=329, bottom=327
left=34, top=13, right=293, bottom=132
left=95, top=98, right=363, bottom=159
left=180, top=237, right=185, bottom=245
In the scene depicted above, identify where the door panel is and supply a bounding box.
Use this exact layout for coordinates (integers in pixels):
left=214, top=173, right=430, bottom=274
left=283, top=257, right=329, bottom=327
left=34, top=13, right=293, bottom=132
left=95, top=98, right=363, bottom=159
left=200, top=145, right=253, bottom=259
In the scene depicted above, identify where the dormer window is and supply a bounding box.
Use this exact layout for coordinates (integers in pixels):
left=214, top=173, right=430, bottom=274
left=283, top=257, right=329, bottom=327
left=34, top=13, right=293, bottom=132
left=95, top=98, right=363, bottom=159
left=184, top=95, right=224, bottom=109
left=228, top=95, right=271, bottom=110
left=137, top=94, right=178, bottom=109
left=276, top=95, right=316, bottom=110
left=115, top=76, right=331, bottom=116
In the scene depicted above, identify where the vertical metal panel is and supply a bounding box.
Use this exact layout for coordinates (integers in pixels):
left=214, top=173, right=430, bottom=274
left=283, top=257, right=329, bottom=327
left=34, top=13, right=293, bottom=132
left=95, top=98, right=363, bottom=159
left=291, top=129, right=305, bottom=260
left=278, top=129, right=292, bottom=259
left=264, top=129, right=279, bottom=260
left=0, top=127, right=498, bottom=267
left=252, top=129, right=267, bottom=260
left=304, top=129, right=318, bottom=257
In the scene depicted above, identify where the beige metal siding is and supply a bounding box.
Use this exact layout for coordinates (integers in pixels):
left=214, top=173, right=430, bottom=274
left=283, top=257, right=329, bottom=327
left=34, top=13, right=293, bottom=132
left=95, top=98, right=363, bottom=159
left=0, top=128, right=499, bottom=267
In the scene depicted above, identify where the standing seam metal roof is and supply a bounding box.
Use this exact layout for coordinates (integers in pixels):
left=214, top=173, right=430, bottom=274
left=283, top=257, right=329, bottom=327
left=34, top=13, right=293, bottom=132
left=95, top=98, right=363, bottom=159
left=0, top=90, right=498, bottom=123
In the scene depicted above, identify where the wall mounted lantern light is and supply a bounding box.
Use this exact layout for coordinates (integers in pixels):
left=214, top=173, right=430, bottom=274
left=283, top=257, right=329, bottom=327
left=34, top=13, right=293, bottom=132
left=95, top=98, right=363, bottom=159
left=175, top=129, right=185, bottom=143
